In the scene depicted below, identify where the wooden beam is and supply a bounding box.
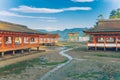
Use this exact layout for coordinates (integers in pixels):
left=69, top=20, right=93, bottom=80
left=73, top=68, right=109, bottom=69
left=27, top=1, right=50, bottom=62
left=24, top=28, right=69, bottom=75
left=104, top=36, right=106, bottom=51
left=94, top=36, right=97, bottom=51
left=38, top=36, right=40, bottom=44
left=28, top=36, right=31, bottom=47
left=22, top=36, right=24, bottom=47
left=12, top=35, right=15, bottom=49
left=116, top=36, right=118, bottom=51
left=2, top=34, right=5, bottom=57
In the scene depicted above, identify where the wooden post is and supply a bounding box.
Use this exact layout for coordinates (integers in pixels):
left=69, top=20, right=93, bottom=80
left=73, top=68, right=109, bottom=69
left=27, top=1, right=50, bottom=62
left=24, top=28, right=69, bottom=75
left=2, top=35, right=5, bottom=57
left=38, top=36, right=40, bottom=45
left=94, top=36, right=97, bottom=51
left=37, top=47, right=39, bottom=51
left=50, top=38, right=51, bottom=45
left=2, top=52, right=4, bottom=57
left=12, top=36, right=15, bottom=48
left=12, top=50, right=15, bottom=55
left=28, top=48, right=31, bottom=53
left=28, top=36, right=31, bottom=47
left=104, top=36, right=106, bottom=51
left=116, top=36, right=118, bottom=52
left=22, top=36, right=24, bottom=47
left=46, top=35, right=48, bottom=45
left=21, top=49, right=24, bottom=54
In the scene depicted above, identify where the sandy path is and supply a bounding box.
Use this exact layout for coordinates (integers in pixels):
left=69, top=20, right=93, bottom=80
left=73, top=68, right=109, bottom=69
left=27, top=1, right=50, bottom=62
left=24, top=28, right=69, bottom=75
left=38, top=47, right=74, bottom=80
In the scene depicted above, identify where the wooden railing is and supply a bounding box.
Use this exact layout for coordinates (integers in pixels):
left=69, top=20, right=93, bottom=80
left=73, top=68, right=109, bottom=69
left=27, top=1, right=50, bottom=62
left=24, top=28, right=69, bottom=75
left=87, top=42, right=117, bottom=47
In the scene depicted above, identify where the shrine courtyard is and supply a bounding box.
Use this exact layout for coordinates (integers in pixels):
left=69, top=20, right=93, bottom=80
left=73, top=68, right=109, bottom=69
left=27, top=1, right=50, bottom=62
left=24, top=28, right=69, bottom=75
left=1, top=42, right=120, bottom=80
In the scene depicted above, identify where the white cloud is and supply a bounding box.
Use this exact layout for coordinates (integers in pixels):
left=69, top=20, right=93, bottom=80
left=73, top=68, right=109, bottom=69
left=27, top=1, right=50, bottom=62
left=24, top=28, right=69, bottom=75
left=10, top=5, right=92, bottom=13
left=46, top=19, right=58, bottom=22
left=0, top=10, right=55, bottom=19
left=71, top=0, right=94, bottom=2
left=11, top=6, right=64, bottom=13
left=64, top=7, right=92, bottom=11
left=38, top=27, right=62, bottom=31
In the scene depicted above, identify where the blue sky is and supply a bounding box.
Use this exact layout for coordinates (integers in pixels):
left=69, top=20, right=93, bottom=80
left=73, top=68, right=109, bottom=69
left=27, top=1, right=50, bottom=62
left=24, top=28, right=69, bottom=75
left=0, top=0, right=119, bottom=31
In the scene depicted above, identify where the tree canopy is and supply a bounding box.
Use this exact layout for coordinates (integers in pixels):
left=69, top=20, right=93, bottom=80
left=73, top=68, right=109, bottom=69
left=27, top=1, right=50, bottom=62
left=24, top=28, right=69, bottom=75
left=109, top=8, right=120, bottom=19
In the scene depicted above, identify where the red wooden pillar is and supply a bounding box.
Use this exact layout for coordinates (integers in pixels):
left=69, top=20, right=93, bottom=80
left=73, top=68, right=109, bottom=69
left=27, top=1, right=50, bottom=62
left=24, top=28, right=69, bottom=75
left=37, top=36, right=40, bottom=44
left=12, top=35, right=15, bottom=48
left=1, top=34, right=5, bottom=57
left=12, top=35, right=15, bottom=55
left=54, top=38, right=56, bottom=45
left=21, top=35, right=24, bottom=53
left=28, top=36, right=31, bottom=53
left=43, top=38, right=44, bottom=44
left=52, top=38, right=54, bottom=43
left=44, top=38, right=46, bottom=44
left=93, top=35, right=97, bottom=51
left=37, top=36, right=39, bottom=51
left=116, top=36, right=118, bottom=51
left=28, top=36, right=31, bottom=47
left=38, top=36, right=40, bottom=44
left=46, top=38, right=48, bottom=44
left=104, top=36, right=106, bottom=51
left=50, top=38, right=52, bottom=44
left=22, top=35, right=24, bottom=47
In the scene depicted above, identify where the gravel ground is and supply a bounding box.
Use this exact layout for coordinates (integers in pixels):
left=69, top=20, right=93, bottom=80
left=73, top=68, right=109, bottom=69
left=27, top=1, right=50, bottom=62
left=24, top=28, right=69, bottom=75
left=43, top=44, right=120, bottom=80
left=0, top=46, right=67, bottom=80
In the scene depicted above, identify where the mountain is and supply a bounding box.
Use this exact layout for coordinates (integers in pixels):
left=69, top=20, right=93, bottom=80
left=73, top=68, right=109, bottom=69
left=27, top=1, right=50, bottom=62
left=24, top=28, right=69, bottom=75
left=36, top=29, right=48, bottom=33
left=36, top=28, right=86, bottom=41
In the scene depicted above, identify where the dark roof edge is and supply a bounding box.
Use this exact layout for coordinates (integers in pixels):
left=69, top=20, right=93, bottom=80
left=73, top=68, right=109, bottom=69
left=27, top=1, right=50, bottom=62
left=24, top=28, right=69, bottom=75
left=0, top=20, right=28, bottom=28
left=99, top=18, right=120, bottom=22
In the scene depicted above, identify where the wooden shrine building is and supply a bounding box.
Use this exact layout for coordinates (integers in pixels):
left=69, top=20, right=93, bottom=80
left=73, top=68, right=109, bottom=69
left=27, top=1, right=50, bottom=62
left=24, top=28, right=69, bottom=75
left=84, top=19, right=120, bottom=51
left=0, top=21, right=41, bottom=57
left=39, top=34, right=59, bottom=46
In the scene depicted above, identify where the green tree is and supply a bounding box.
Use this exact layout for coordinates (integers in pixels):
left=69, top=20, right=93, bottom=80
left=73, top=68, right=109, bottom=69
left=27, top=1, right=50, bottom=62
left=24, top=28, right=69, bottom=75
left=94, top=22, right=98, bottom=28
left=94, top=14, right=103, bottom=28
left=116, top=8, right=120, bottom=18
left=109, top=8, right=120, bottom=19
left=98, top=14, right=104, bottom=19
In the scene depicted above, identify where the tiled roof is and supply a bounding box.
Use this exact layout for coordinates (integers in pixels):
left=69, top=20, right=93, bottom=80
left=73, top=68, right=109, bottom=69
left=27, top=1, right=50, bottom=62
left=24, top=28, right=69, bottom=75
left=84, top=19, right=120, bottom=33
left=0, top=21, right=42, bottom=34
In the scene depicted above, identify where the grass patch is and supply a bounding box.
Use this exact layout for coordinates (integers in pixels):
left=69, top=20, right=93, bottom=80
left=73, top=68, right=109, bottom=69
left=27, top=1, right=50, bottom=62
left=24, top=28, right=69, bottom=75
left=64, top=45, right=74, bottom=48
left=0, top=58, right=40, bottom=76
left=71, top=46, right=120, bottom=59
left=42, top=59, right=68, bottom=66
left=94, top=54, right=120, bottom=58
left=72, top=47, right=86, bottom=51
left=68, top=72, right=120, bottom=80
left=67, top=71, right=101, bottom=79
left=0, top=57, right=68, bottom=77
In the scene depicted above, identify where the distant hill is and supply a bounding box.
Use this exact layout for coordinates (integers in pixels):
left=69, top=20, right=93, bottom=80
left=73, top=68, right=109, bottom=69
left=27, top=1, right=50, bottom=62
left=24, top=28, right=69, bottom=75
left=36, top=28, right=86, bottom=41
left=36, top=29, right=48, bottom=33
